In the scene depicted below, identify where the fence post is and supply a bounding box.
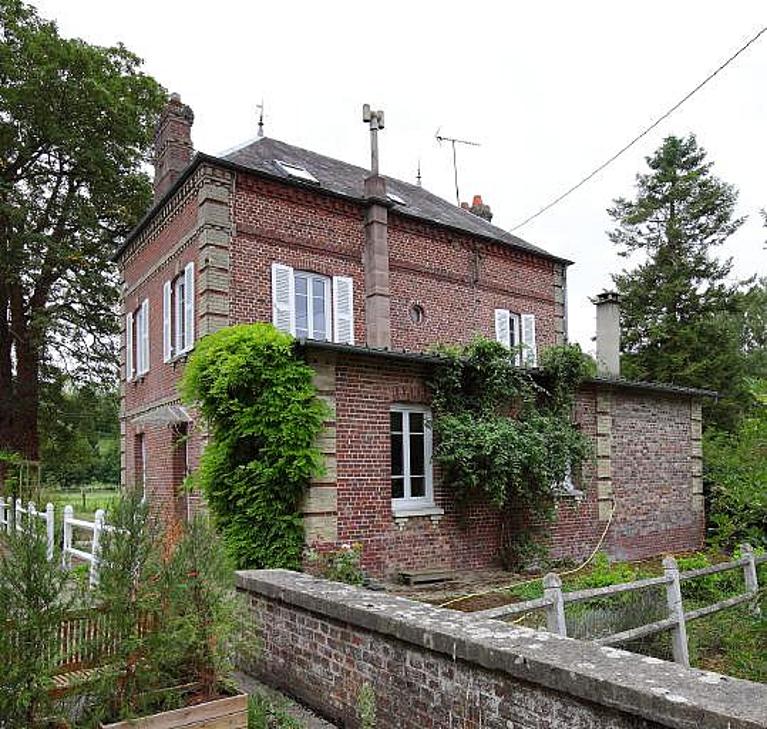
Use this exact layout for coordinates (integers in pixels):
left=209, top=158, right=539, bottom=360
left=0, top=496, right=6, bottom=533
left=740, top=543, right=761, bottom=617
left=15, top=497, right=22, bottom=531
left=62, top=505, right=74, bottom=570
left=543, top=572, right=567, bottom=636
left=89, top=508, right=105, bottom=588
left=45, top=502, right=55, bottom=562
left=663, top=556, right=689, bottom=667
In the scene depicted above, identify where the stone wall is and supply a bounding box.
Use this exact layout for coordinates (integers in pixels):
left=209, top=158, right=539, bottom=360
left=236, top=570, right=767, bottom=729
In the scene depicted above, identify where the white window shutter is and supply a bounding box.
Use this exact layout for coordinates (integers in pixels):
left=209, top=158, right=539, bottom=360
left=494, top=309, right=511, bottom=348
left=271, top=262, right=295, bottom=335
left=184, top=262, right=195, bottom=352
left=140, top=299, right=150, bottom=374
left=332, top=276, right=355, bottom=344
left=125, top=312, right=134, bottom=381
left=163, top=281, right=172, bottom=362
left=521, top=313, right=537, bottom=368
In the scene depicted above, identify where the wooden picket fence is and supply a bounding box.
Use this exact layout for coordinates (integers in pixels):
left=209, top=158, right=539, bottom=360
left=2, top=607, right=156, bottom=695
left=475, top=544, right=766, bottom=666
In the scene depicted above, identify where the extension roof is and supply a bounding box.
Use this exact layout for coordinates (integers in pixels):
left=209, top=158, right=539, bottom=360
left=297, top=340, right=718, bottom=399
left=115, top=137, right=571, bottom=264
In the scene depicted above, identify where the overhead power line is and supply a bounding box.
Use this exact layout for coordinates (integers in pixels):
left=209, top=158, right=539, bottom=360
left=509, top=25, right=767, bottom=232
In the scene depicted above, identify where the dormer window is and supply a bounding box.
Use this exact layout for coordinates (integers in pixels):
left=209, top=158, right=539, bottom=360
left=274, top=160, right=319, bottom=184
left=387, top=192, right=406, bottom=205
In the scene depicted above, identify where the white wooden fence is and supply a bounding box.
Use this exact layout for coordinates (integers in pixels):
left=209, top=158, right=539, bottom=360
left=475, top=544, right=766, bottom=667
left=0, top=498, right=112, bottom=586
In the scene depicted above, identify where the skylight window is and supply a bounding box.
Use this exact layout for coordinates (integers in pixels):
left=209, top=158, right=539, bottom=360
left=387, top=192, right=406, bottom=205
left=274, top=160, right=319, bottom=184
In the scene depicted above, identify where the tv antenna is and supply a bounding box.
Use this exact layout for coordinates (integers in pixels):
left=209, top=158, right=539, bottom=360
left=435, top=128, right=480, bottom=205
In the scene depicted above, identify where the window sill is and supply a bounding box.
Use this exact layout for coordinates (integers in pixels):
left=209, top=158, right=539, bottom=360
left=392, top=504, right=444, bottom=528
left=554, top=487, right=585, bottom=500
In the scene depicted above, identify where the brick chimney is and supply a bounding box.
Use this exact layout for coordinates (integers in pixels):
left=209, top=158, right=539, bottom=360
left=594, top=291, right=621, bottom=377
left=153, top=93, right=194, bottom=202
left=469, top=194, right=493, bottom=222
left=361, top=105, right=391, bottom=349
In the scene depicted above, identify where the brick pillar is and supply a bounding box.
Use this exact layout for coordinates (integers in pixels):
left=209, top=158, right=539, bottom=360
left=363, top=175, right=391, bottom=349
left=153, top=93, right=195, bottom=202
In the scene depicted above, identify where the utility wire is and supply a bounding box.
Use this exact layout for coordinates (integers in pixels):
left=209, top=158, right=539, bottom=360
left=509, top=25, right=767, bottom=232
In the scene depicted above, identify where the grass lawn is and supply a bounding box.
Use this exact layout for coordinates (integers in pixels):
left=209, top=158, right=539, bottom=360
left=45, top=485, right=118, bottom=520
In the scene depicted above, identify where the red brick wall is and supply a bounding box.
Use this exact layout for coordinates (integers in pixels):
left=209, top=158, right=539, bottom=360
left=326, top=357, right=703, bottom=576
left=607, top=391, right=704, bottom=559
left=229, top=173, right=558, bottom=351
left=388, top=217, right=558, bottom=351
left=332, top=355, right=502, bottom=576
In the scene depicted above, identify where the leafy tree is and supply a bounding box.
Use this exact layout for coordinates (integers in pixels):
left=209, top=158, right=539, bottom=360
left=704, top=379, right=767, bottom=549
left=39, top=377, right=120, bottom=489
left=608, top=134, right=747, bottom=428
left=0, top=0, right=165, bottom=463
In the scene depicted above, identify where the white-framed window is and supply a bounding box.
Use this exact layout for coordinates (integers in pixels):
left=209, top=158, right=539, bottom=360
left=126, top=299, right=150, bottom=380
left=390, top=405, right=433, bottom=509
left=495, top=309, right=537, bottom=367
left=271, top=262, right=354, bottom=344
left=163, top=262, right=195, bottom=362
left=295, top=271, right=331, bottom=340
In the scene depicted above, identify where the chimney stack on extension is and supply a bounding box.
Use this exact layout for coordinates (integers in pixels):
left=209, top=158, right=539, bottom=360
left=153, top=93, right=195, bottom=202
left=594, top=291, right=621, bottom=377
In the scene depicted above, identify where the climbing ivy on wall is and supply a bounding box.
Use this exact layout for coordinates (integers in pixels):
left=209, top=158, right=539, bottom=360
left=180, top=323, right=327, bottom=569
left=428, top=338, right=595, bottom=567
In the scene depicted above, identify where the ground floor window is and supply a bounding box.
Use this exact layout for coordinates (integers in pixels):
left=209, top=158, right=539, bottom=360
left=390, top=405, right=433, bottom=509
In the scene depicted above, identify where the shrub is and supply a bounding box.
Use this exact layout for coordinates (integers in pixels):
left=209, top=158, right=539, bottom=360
left=181, top=324, right=328, bottom=569
left=704, top=380, right=767, bottom=550
left=0, top=517, right=75, bottom=728
left=305, top=543, right=365, bottom=586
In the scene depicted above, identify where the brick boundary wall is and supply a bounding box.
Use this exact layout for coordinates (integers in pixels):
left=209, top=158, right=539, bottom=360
left=236, top=570, right=767, bottom=729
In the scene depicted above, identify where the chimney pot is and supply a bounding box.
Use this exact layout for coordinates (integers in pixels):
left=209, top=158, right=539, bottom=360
left=460, top=202, right=470, bottom=210
left=593, top=291, right=621, bottom=377
left=469, top=194, right=493, bottom=222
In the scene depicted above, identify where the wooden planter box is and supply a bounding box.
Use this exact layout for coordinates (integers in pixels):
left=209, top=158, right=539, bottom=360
left=100, top=691, right=247, bottom=729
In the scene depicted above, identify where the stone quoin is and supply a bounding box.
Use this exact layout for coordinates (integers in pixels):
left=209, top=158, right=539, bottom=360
left=114, top=95, right=710, bottom=576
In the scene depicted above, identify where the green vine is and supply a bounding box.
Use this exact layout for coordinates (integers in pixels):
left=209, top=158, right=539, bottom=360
left=428, top=338, right=594, bottom=568
left=180, top=324, right=327, bottom=569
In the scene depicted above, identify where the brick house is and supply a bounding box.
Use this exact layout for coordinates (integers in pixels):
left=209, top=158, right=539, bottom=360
left=115, top=95, right=710, bottom=576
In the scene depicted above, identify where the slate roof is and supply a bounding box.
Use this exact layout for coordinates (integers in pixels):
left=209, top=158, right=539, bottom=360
left=222, top=137, right=566, bottom=262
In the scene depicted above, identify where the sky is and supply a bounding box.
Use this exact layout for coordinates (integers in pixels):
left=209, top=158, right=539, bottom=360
left=35, top=0, right=767, bottom=353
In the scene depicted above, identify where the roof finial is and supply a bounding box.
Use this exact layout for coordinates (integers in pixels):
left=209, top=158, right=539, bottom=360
left=362, top=104, right=385, bottom=176
left=257, top=99, right=265, bottom=138
left=416, top=159, right=422, bottom=187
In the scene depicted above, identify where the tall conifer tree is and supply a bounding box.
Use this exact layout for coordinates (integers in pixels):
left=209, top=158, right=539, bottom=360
left=608, top=134, right=748, bottom=428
